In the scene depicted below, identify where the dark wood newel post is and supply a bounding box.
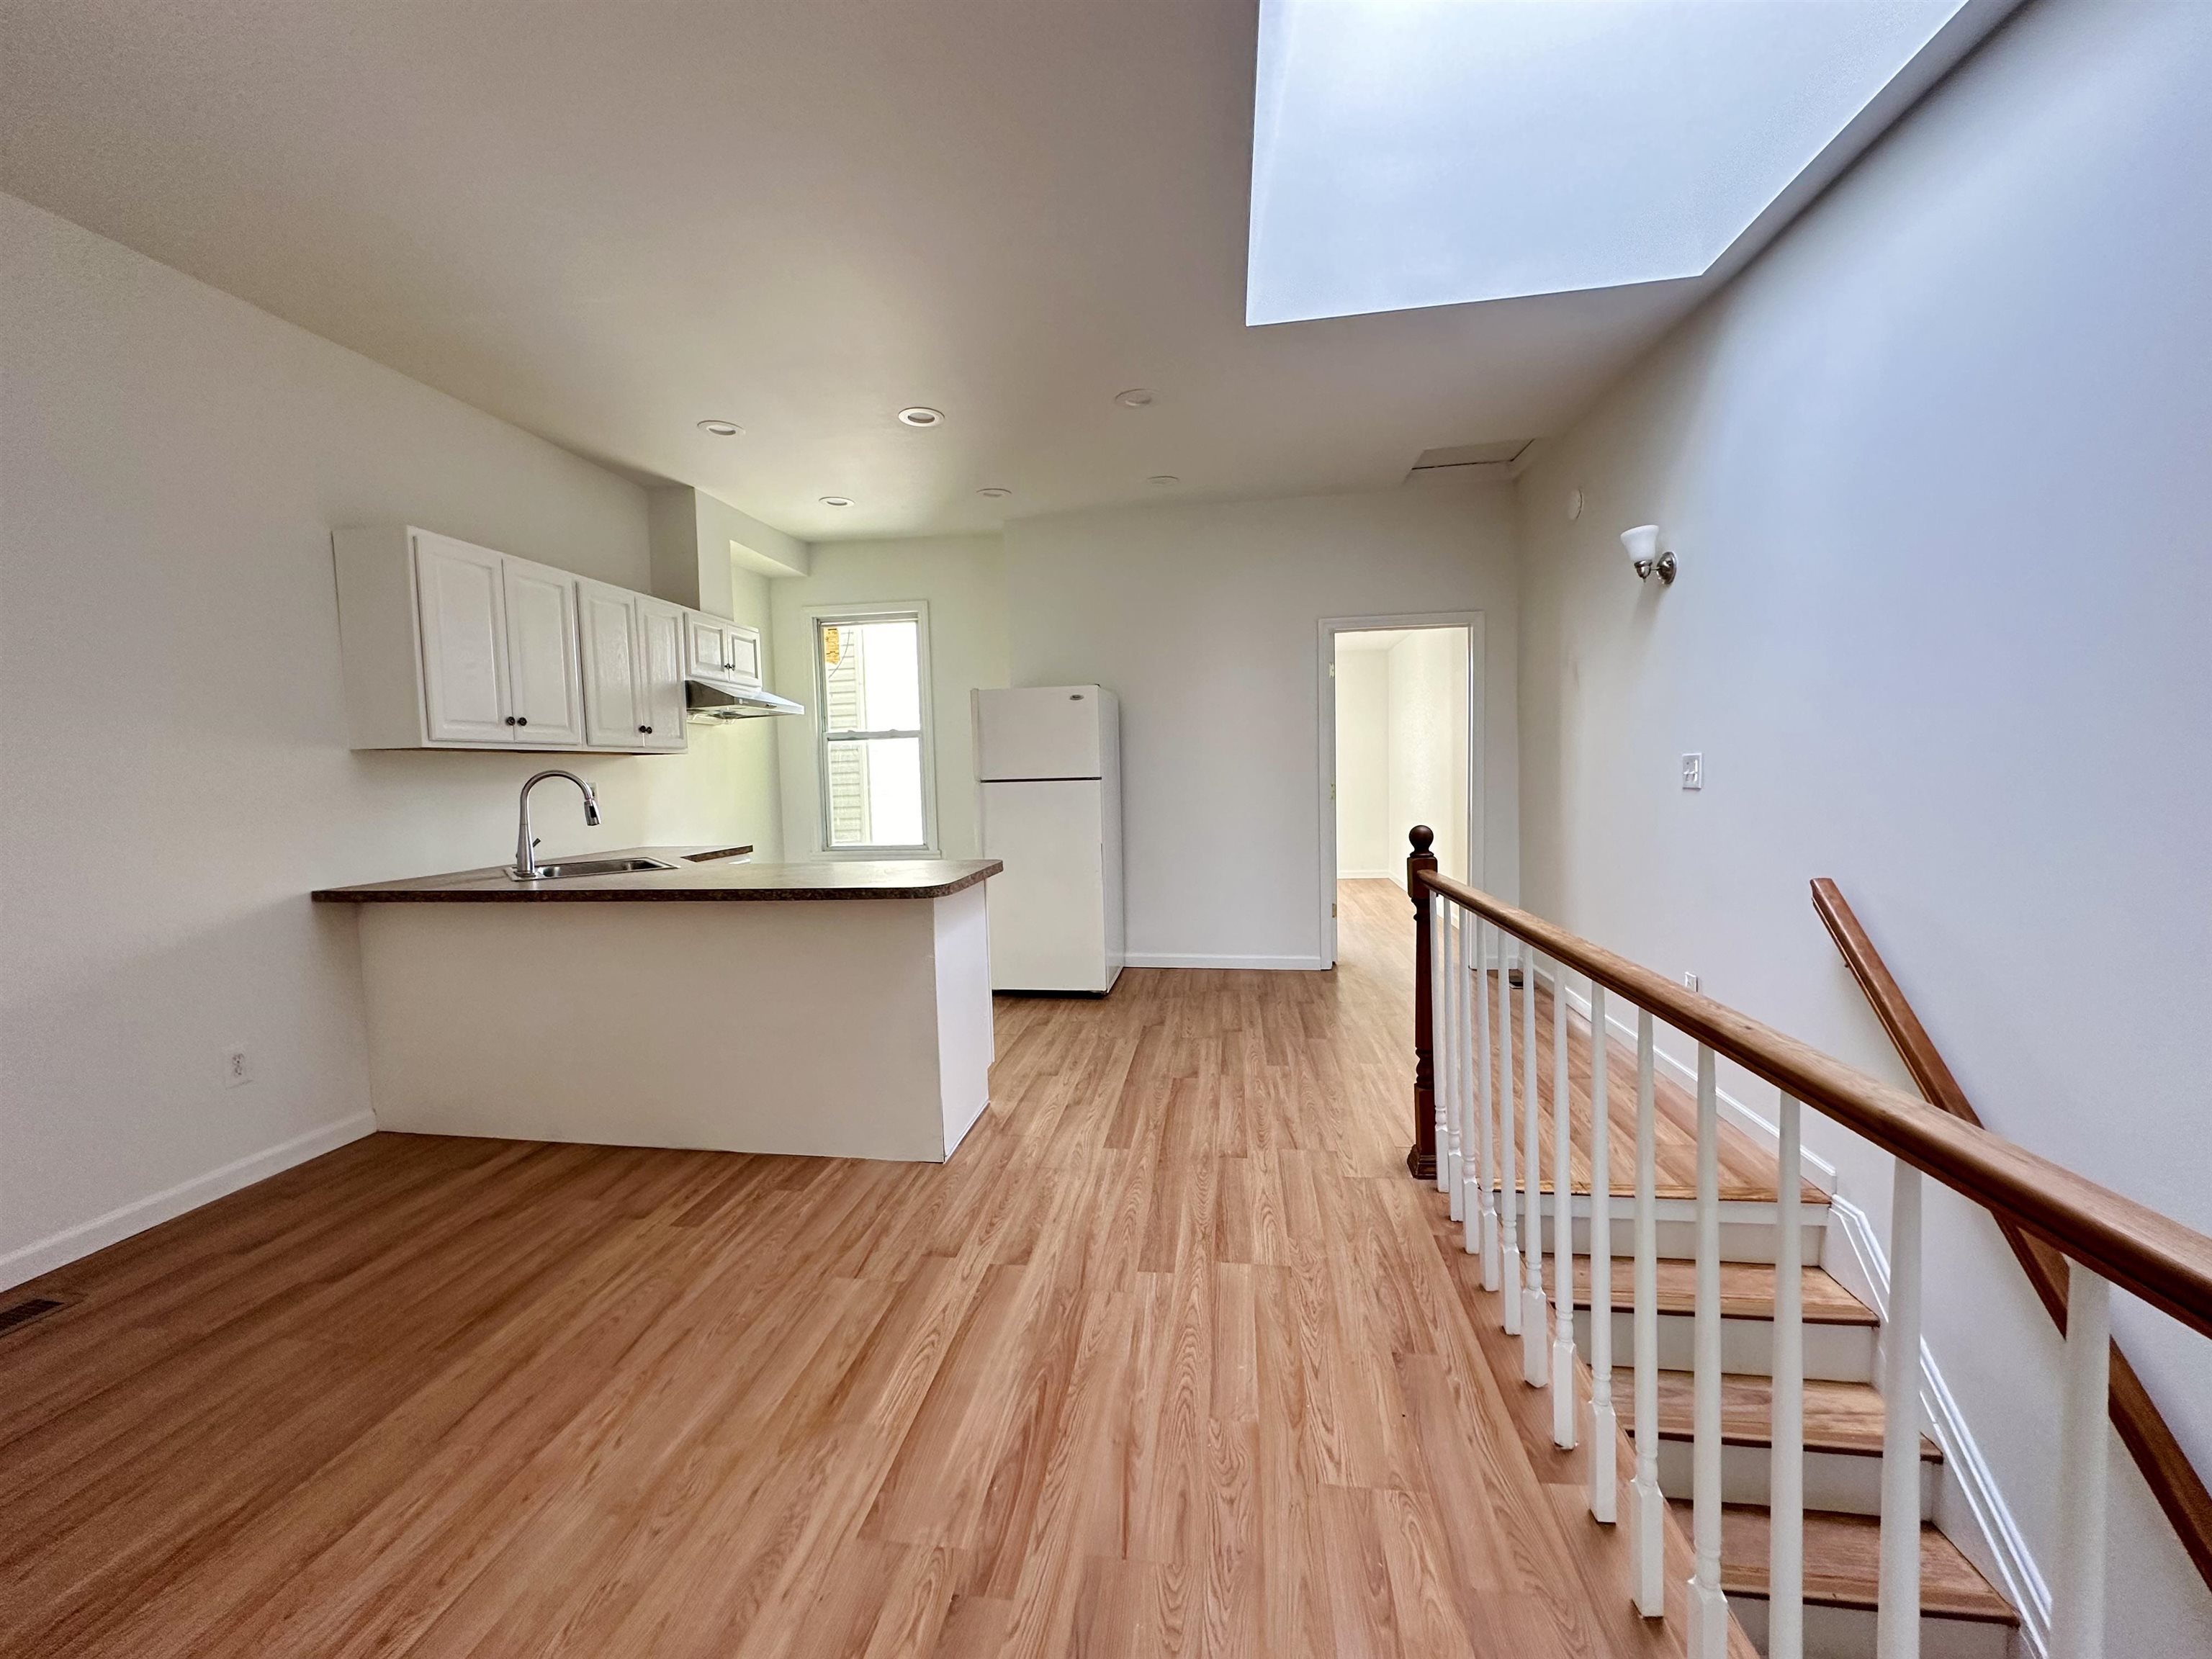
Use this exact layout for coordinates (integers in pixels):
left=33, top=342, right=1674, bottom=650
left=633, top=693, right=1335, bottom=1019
left=1406, top=824, right=1437, bottom=1182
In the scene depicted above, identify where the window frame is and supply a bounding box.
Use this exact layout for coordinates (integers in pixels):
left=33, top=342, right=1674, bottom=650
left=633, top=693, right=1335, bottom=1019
left=807, top=601, right=940, bottom=858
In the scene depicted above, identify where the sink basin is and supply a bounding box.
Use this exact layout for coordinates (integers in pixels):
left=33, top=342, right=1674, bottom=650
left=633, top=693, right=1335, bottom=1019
left=509, top=856, right=677, bottom=881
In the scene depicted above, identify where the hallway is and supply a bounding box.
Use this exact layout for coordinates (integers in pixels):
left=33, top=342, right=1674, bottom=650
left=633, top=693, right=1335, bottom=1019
left=1, top=880, right=1726, bottom=1658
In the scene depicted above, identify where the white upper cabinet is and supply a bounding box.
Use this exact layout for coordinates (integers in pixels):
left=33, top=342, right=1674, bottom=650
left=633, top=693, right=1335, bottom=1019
left=635, top=597, right=689, bottom=752
left=685, top=613, right=727, bottom=681
left=580, top=580, right=689, bottom=752
left=577, top=579, right=645, bottom=748
left=503, top=558, right=585, bottom=746
left=727, top=625, right=763, bottom=688
left=333, top=524, right=703, bottom=754
left=413, top=532, right=513, bottom=745
left=685, top=613, right=763, bottom=690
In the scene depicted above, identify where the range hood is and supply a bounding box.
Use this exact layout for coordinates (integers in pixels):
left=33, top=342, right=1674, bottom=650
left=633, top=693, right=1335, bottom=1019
left=685, top=679, right=804, bottom=721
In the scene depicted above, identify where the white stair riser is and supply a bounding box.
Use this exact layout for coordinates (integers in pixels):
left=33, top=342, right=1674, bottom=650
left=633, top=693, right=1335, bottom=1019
left=1479, top=1195, right=1825, bottom=1267
left=1652, top=1437, right=1936, bottom=1519
left=1575, top=1307, right=1877, bottom=1383
left=1729, top=1596, right=2011, bottom=1659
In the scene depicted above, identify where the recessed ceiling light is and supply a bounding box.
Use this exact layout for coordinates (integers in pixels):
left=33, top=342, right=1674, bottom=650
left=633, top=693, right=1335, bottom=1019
left=1146, top=475, right=1181, bottom=487
left=696, top=418, right=742, bottom=436
left=819, top=496, right=853, bottom=508
left=897, top=406, right=945, bottom=428
left=976, top=487, right=1013, bottom=500
left=1115, top=388, right=1156, bottom=408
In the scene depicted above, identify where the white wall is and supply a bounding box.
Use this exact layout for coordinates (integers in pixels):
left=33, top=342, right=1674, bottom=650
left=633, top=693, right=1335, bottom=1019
left=768, top=534, right=1009, bottom=860
left=0, top=194, right=781, bottom=1282
left=1514, top=1, right=2211, bottom=1646
left=1385, top=629, right=1470, bottom=886
left=1007, top=480, right=1517, bottom=968
left=1333, top=647, right=1393, bottom=877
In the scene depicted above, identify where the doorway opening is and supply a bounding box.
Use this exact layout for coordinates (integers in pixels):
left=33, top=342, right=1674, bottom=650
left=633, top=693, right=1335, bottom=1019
left=1320, top=616, right=1480, bottom=967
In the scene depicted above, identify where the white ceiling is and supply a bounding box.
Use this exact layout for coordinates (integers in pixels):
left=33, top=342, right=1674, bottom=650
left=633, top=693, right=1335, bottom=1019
left=2, top=1, right=1824, bottom=541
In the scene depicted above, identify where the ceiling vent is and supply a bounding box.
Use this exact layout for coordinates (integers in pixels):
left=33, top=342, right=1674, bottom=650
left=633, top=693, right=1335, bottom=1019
left=1406, top=440, right=1530, bottom=485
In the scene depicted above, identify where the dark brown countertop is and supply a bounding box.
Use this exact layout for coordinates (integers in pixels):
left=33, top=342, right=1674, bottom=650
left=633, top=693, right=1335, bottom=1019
left=311, top=846, right=1001, bottom=903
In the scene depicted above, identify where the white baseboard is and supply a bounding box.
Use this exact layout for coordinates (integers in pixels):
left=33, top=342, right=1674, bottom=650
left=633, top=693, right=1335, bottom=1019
left=1548, top=974, right=1839, bottom=1195
left=0, top=1110, right=377, bottom=1292
left=1336, top=868, right=1395, bottom=881
left=1125, top=953, right=1329, bottom=971
left=1825, top=1195, right=2051, bottom=1659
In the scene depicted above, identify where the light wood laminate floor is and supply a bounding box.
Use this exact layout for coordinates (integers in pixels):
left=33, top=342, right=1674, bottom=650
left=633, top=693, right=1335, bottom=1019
left=0, top=878, right=1743, bottom=1658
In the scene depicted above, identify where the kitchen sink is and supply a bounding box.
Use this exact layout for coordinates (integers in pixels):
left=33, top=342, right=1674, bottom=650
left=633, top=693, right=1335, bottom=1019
left=510, top=856, right=677, bottom=881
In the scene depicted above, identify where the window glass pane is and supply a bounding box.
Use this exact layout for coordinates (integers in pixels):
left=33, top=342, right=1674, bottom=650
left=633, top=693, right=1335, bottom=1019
left=824, top=737, right=925, bottom=848
left=819, top=617, right=920, bottom=733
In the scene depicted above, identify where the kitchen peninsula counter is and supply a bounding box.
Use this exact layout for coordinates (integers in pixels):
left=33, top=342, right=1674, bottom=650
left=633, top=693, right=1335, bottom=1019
left=314, top=848, right=1000, bottom=1163
left=313, top=848, right=999, bottom=903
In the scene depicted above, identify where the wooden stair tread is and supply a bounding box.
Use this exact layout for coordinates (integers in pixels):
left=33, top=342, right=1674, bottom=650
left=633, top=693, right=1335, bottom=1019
left=1573, top=1256, right=1877, bottom=1325
left=1671, top=1503, right=2018, bottom=1624
left=1642, top=1370, right=1939, bottom=1460
left=1468, top=973, right=1825, bottom=1204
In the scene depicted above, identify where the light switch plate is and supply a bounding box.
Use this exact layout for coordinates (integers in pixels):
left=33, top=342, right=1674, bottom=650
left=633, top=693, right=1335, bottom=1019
left=1681, top=752, right=1704, bottom=790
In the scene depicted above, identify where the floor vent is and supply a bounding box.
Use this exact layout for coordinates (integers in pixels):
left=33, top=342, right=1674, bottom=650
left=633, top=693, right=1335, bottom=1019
left=0, top=1295, right=74, bottom=1338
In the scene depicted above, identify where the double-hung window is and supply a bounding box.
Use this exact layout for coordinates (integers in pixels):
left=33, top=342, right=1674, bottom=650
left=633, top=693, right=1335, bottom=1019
left=813, top=607, right=935, bottom=854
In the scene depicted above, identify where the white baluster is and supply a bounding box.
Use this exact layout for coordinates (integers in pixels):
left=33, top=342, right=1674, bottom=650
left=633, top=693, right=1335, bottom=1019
left=1688, top=1044, right=1728, bottom=1659
left=1431, top=895, right=1449, bottom=1194
left=1459, top=909, right=1479, bottom=1256
left=1771, top=1092, right=1805, bottom=1659
left=1498, top=932, right=1521, bottom=1336
left=1476, top=917, right=1501, bottom=1289
left=1877, top=1161, right=1923, bottom=1659
left=1444, top=904, right=1463, bottom=1220
left=1588, top=984, right=1615, bottom=1522
left=1522, top=950, right=1549, bottom=1387
left=1629, top=1008, right=1664, bottom=1617
left=2051, top=1259, right=2111, bottom=1659
left=1552, top=963, right=1577, bottom=1447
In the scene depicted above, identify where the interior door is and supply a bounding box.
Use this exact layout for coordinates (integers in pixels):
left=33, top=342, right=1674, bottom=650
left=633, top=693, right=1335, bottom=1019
left=577, top=580, right=644, bottom=747
left=635, top=596, right=689, bottom=752
left=413, top=531, right=512, bottom=745
left=502, top=559, right=585, bottom=745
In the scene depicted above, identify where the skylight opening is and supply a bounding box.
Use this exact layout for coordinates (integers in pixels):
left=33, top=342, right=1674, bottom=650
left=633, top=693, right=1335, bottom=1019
left=1248, top=0, right=1972, bottom=326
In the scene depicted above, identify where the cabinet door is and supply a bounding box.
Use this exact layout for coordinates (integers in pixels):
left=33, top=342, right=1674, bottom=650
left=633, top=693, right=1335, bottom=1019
left=685, top=613, right=729, bottom=680
left=635, top=596, right=689, bottom=752
left=413, top=532, right=513, bottom=745
left=577, top=579, right=644, bottom=747
left=726, top=624, right=763, bottom=689
left=503, top=559, right=585, bottom=745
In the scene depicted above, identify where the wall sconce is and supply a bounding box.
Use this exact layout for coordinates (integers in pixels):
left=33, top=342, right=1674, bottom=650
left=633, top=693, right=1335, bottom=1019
left=1622, top=523, right=1676, bottom=585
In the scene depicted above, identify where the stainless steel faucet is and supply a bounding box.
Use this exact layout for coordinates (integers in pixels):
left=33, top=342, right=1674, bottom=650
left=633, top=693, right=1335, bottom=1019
left=513, top=770, right=601, bottom=879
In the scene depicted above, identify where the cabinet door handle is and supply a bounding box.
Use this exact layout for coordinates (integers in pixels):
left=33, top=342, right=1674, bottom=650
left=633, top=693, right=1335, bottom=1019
left=639, top=724, right=652, bottom=734
left=504, top=716, right=517, bottom=727
left=516, top=716, right=529, bottom=727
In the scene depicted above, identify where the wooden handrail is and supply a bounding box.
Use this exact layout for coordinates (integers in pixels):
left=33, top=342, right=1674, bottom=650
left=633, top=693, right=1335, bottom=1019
left=1812, top=877, right=2212, bottom=1596
left=1412, top=868, right=2212, bottom=1341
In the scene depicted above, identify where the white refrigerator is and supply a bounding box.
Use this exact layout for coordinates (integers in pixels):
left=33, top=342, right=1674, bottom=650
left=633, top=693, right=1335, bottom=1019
left=974, top=685, right=1125, bottom=994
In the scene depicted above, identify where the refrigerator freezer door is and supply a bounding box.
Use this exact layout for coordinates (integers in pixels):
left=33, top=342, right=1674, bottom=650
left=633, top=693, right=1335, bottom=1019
left=981, top=778, right=1111, bottom=992
left=974, top=686, right=1104, bottom=781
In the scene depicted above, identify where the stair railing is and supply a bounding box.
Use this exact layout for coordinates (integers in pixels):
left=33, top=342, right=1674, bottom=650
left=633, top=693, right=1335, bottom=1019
left=1404, top=826, right=2212, bottom=1659
left=1812, top=877, right=2212, bottom=1601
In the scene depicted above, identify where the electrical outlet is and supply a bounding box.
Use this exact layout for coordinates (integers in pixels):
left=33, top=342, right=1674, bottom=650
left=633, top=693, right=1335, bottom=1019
left=222, top=1047, right=253, bottom=1087
left=1683, top=972, right=1701, bottom=994
left=1681, top=752, right=1704, bottom=791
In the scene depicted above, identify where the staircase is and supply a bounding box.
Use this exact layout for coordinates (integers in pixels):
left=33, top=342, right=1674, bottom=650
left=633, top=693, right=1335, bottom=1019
left=1411, top=842, right=2212, bottom=1659
left=1479, top=985, right=2020, bottom=1658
